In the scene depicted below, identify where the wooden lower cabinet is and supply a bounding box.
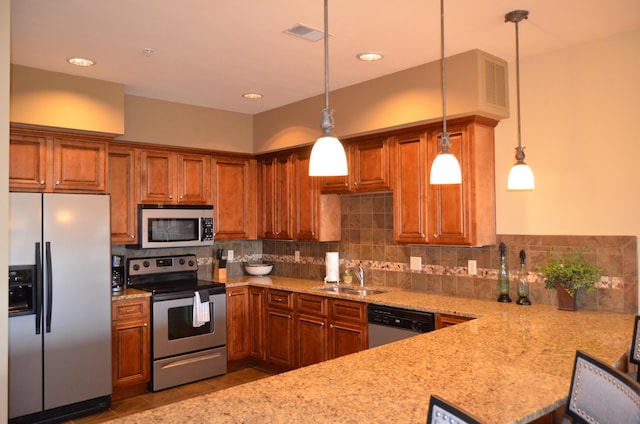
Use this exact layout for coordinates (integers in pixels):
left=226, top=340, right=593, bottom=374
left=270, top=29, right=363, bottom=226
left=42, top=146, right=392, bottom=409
left=329, top=299, right=368, bottom=358
left=112, top=297, right=150, bottom=400
left=265, top=289, right=295, bottom=369
left=295, top=294, right=329, bottom=368
left=435, top=313, right=473, bottom=329
left=226, top=287, right=250, bottom=361
left=248, top=287, right=265, bottom=360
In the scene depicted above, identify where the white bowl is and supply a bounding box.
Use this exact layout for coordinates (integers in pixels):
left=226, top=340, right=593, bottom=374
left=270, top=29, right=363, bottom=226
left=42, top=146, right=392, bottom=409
left=244, top=263, right=273, bottom=276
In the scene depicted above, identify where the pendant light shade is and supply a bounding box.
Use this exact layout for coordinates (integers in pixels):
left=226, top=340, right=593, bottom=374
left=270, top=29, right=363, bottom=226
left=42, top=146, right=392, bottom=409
left=308, top=0, right=348, bottom=177
left=429, top=0, right=461, bottom=185
left=505, top=10, right=534, bottom=190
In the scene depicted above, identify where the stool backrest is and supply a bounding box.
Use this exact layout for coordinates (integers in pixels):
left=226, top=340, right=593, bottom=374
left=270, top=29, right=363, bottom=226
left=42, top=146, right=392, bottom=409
left=566, top=350, right=640, bottom=424
left=427, top=394, right=481, bottom=424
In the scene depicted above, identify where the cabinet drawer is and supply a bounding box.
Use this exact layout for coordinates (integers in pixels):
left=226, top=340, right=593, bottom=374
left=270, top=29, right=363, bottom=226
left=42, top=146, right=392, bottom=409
left=266, top=289, right=294, bottom=311
left=296, top=293, right=328, bottom=317
left=330, top=299, right=366, bottom=324
left=112, top=298, right=149, bottom=321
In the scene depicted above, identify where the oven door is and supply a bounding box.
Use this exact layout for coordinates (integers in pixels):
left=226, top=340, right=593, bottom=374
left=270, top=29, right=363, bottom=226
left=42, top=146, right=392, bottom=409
left=152, top=292, right=226, bottom=359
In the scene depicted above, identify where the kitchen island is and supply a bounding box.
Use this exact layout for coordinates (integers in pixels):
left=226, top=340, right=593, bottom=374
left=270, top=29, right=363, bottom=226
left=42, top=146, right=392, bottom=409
left=115, top=276, right=635, bottom=424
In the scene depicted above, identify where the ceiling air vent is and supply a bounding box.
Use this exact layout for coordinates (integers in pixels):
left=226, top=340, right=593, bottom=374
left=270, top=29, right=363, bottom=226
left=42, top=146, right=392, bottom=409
left=284, top=23, right=325, bottom=42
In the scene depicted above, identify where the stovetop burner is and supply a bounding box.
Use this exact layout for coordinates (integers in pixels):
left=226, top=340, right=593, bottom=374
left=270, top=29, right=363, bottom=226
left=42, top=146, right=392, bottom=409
left=126, top=254, right=225, bottom=298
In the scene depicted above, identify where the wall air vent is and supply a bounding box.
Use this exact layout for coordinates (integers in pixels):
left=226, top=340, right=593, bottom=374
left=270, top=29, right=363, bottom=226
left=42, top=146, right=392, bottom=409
left=284, top=23, right=325, bottom=42
left=482, top=55, right=508, bottom=108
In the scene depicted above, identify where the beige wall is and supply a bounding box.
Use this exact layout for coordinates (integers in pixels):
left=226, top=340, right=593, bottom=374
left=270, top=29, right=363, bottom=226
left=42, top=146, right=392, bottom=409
left=1, top=0, right=10, bottom=420
left=117, top=95, right=254, bottom=153
left=253, top=49, right=509, bottom=152
left=10, top=65, right=125, bottom=134
left=494, top=30, right=640, bottom=237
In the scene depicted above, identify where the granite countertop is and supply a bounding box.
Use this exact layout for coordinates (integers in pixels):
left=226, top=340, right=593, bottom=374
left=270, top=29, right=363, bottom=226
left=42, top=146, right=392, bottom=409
left=111, top=288, right=152, bottom=301
left=115, top=276, right=635, bottom=424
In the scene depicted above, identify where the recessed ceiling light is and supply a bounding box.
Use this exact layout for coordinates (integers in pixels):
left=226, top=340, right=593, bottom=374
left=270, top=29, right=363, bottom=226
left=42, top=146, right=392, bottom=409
left=243, top=93, right=263, bottom=100
left=67, top=57, right=95, bottom=67
left=357, top=52, right=383, bottom=62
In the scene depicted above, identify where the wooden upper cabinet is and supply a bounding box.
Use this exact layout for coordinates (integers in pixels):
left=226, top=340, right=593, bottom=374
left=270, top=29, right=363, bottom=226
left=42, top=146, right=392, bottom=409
left=9, top=130, right=49, bottom=191
left=139, top=149, right=210, bottom=205
left=9, top=126, right=109, bottom=193
left=108, top=146, right=138, bottom=244
left=139, top=149, right=177, bottom=203
left=257, top=154, right=293, bottom=240
left=391, top=116, right=497, bottom=246
left=212, top=156, right=257, bottom=240
left=52, top=137, right=108, bottom=192
left=177, top=153, right=211, bottom=204
left=391, top=130, right=430, bottom=244
left=292, top=149, right=341, bottom=242
left=321, top=136, right=391, bottom=194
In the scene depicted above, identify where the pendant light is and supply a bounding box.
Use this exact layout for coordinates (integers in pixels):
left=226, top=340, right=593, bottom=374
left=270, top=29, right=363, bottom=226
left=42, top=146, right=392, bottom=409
left=429, top=0, right=461, bottom=185
left=505, top=10, right=535, bottom=190
left=308, top=0, right=348, bottom=176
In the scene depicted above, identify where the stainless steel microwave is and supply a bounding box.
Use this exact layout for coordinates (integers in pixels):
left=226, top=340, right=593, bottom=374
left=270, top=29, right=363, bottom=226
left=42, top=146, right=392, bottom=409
left=136, top=205, right=214, bottom=249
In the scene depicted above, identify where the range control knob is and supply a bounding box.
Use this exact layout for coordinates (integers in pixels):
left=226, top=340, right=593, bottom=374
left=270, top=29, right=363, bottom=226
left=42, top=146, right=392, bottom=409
left=143, top=261, right=150, bottom=268
left=132, top=264, right=140, bottom=271
left=188, top=260, right=195, bottom=267
left=179, top=258, right=186, bottom=265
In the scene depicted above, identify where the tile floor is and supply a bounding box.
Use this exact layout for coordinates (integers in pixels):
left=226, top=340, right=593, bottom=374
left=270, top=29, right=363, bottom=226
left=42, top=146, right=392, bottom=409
left=66, top=367, right=274, bottom=423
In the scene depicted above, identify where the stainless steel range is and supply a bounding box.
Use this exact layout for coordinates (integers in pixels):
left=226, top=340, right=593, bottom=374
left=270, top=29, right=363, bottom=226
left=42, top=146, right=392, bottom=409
left=127, top=254, right=227, bottom=391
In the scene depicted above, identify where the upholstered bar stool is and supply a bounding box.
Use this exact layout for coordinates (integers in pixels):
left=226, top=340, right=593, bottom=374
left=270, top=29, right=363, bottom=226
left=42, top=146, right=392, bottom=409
left=427, top=394, right=481, bottom=424
left=564, top=350, right=640, bottom=424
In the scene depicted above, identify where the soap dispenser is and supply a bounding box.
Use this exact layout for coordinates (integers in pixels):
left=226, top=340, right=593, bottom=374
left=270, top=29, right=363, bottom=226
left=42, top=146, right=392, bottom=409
left=497, top=242, right=512, bottom=303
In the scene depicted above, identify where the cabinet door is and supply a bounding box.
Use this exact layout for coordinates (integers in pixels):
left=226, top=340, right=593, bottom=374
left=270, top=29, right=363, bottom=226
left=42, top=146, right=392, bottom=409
left=52, top=136, right=107, bottom=192
left=391, top=131, right=430, bottom=244
left=111, top=298, right=150, bottom=398
left=257, top=155, right=292, bottom=240
left=212, top=157, right=256, bottom=240
left=177, top=153, right=211, bottom=204
left=426, top=118, right=497, bottom=246
left=108, top=146, right=138, bottom=244
left=249, top=287, right=265, bottom=360
left=436, top=313, right=472, bottom=329
left=292, top=150, right=341, bottom=242
left=296, top=314, right=328, bottom=367
left=9, top=131, right=49, bottom=191
left=329, top=322, right=367, bottom=359
left=226, top=287, right=249, bottom=361
left=265, top=309, right=295, bottom=369
left=139, top=150, right=177, bottom=203
left=351, top=137, right=391, bottom=192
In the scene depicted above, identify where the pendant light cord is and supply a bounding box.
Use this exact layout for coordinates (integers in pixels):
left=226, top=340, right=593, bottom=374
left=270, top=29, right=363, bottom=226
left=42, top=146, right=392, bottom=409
left=440, top=0, right=447, bottom=138
left=320, top=0, right=334, bottom=136
left=514, top=18, right=524, bottom=160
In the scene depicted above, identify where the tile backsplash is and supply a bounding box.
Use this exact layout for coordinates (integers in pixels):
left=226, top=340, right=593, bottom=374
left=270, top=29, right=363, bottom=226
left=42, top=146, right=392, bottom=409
left=114, top=192, right=638, bottom=314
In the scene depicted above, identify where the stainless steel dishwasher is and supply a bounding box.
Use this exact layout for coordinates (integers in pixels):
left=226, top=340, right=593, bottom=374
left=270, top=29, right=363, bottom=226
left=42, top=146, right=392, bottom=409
left=368, top=304, right=435, bottom=347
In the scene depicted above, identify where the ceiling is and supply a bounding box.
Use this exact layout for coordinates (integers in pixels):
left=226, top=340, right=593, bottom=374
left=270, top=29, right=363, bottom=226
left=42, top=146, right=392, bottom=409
left=10, top=0, right=640, bottom=115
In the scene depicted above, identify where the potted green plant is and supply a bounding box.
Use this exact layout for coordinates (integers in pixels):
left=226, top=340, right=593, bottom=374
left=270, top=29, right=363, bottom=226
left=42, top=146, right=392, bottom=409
left=537, top=250, right=602, bottom=310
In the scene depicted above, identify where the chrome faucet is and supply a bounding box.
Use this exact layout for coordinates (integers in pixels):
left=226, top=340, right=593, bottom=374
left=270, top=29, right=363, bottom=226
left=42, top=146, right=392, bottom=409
left=347, top=266, right=365, bottom=287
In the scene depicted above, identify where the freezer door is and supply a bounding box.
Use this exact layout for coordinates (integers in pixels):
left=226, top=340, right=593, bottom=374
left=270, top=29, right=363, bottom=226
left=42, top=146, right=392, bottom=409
left=42, top=194, right=112, bottom=410
left=8, top=193, right=44, bottom=418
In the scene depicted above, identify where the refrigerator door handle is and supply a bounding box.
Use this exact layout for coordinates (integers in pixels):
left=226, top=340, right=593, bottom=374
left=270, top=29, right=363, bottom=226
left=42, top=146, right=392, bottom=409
left=45, top=241, right=53, bottom=333
left=35, top=242, right=42, bottom=335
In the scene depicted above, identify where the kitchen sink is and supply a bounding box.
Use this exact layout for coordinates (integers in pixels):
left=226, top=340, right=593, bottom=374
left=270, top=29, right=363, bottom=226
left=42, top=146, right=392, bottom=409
left=313, top=285, right=386, bottom=296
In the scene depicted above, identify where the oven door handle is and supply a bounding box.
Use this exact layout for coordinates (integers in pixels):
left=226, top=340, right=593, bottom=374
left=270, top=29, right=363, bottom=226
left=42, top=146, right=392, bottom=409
left=159, top=352, right=225, bottom=370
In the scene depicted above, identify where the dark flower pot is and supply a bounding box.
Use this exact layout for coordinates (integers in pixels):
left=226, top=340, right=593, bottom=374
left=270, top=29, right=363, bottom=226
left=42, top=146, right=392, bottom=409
left=555, top=282, right=577, bottom=311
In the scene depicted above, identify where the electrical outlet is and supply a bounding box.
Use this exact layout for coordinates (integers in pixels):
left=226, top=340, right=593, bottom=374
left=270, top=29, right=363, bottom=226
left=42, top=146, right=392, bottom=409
left=227, top=250, right=234, bottom=261
left=294, top=251, right=300, bottom=262
left=410, top=256, right=422, bottom=271
left=468, top=260, right=477, bottom=275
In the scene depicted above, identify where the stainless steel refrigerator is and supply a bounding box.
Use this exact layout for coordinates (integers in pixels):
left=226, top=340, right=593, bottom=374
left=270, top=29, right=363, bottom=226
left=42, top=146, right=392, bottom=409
left=8, top=193, right=112, bottom=422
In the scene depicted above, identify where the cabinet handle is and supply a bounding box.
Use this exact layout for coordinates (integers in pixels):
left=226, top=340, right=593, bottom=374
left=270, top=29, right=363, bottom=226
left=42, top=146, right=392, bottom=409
left=433, top=234, right=439, bottom=238
left=130, top=234, right=135, bottom=239
left=169, top=195, right=173, bottom=199
left=143, top=323, right=148, bottom=327
left=39, top=180, right=45, bottom=185
left=179, top=195, right=183, bottom=200
left=55, top=181, right=60, bottom=185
